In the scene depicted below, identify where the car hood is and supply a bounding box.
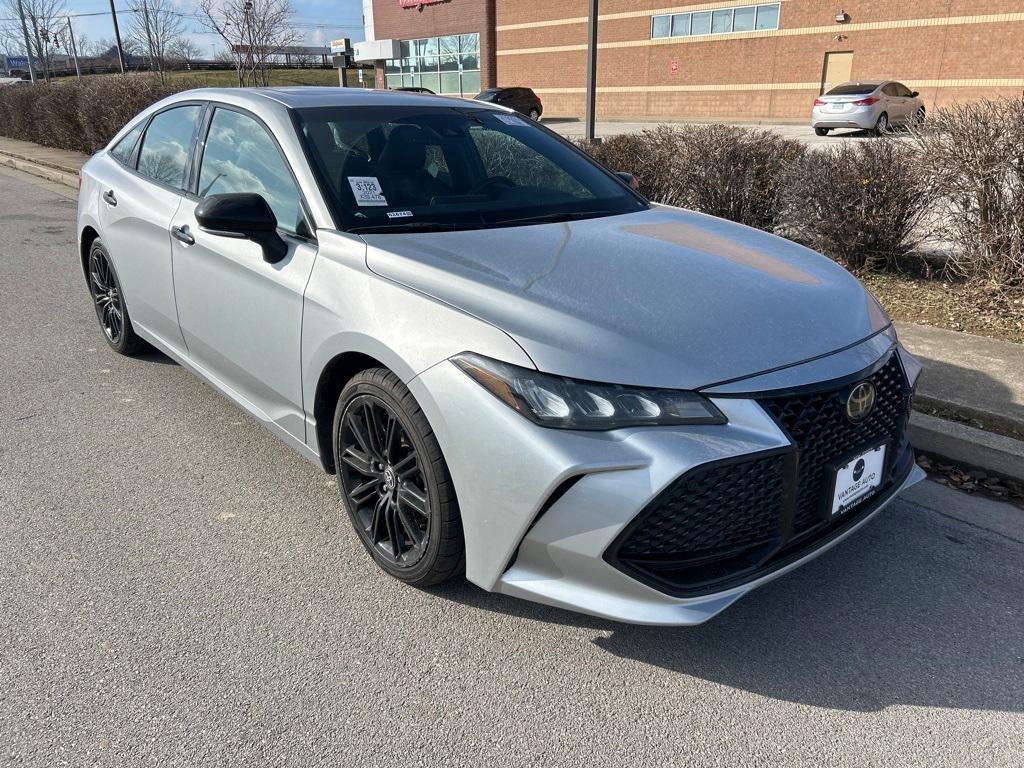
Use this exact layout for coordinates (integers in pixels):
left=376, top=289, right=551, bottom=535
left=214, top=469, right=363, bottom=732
left=363, top=206, right=890, bottom=390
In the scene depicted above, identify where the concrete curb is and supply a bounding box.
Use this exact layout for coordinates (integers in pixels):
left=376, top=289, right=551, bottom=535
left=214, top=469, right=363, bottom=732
left=0, top=151, right=78, bottom=189
left=909, top=411, right=1024, bottom=484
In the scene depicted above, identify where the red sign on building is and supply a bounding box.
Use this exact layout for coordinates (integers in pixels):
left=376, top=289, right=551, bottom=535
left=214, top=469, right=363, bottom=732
left=398, top=0, right=446, bottom=7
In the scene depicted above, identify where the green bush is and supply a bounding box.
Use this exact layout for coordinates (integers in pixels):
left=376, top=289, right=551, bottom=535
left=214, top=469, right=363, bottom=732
left=579, top=124, right=805, bottom=231
left=909, top=98, right=1024, bottom=288
left=0, top=75, right=192, bottom=154
left=778, top=139, right=932, bottom=272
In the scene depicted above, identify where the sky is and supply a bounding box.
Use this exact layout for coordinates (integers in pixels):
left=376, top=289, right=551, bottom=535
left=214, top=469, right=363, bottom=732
left=52, top=0, right=365, bottom=58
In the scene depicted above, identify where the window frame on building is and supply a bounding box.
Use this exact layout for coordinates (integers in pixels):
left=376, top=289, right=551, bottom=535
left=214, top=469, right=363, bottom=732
left=651, top=2, right=781, bottom=39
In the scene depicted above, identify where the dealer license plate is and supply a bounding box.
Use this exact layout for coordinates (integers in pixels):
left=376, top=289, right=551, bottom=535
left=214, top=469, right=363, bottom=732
left=830, top=444, right=886, bottom=516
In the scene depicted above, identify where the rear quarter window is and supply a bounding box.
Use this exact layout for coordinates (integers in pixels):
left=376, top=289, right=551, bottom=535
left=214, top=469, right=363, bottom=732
left=110, top=123, right=144, bottom=166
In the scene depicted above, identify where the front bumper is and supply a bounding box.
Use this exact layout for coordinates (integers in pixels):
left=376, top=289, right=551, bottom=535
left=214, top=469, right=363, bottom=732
left=408, top=333, right=922, bottom=626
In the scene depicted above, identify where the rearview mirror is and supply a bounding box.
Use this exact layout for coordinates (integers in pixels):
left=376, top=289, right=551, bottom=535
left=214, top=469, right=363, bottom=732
left=616, top=171, right=640, bottom=191
left=195, top=193, right=288, bottom=264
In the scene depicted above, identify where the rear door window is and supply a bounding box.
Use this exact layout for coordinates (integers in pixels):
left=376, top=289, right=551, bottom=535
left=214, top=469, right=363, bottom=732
left=110, top=123, right=144, bottom=166
left=136, top=105, right=203, bottom=190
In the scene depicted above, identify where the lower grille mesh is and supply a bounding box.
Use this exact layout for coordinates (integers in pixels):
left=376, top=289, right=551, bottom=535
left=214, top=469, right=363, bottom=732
left=606, top=352, right=912, bottom=596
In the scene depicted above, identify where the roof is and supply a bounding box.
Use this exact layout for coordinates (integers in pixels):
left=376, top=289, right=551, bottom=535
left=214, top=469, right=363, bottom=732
left=169, top=86, right=490, bottom=111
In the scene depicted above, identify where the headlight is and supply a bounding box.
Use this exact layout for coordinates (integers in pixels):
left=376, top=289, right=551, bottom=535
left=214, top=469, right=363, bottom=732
left=451, top=353, right=726, bottom=430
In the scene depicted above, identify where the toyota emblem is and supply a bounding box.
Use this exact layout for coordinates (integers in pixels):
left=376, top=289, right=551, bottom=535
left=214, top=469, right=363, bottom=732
left=846, top=381, right=877, bottom=422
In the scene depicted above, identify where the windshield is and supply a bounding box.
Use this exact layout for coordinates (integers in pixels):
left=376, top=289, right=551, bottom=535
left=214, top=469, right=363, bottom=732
left=294, top=105, right=647, bottom=233
left=826, top=83, right=879, bottom=96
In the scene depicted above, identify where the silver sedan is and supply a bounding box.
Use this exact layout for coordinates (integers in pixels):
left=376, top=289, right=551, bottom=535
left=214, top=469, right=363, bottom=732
left=812, top=80, right=925, bottom=136
left=77, top=88, right=924, bottom=625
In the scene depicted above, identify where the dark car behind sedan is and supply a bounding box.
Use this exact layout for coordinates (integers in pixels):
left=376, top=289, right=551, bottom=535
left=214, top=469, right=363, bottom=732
left=474, top=87, right=543, bottom=119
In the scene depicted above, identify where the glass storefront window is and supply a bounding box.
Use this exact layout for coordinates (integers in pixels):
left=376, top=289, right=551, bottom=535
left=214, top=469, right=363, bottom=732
left=461, top=70, right=481, bottom=95
left=387, top=33, right=481, bottom=96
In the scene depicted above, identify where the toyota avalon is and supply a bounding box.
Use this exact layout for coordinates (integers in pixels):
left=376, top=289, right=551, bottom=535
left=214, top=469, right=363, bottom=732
left=77, top=88, right=924, bottom=625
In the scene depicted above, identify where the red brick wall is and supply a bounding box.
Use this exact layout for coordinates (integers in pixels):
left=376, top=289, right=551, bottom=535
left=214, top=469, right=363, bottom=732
left=495, top=0, right=1024, bottom=120
left=371, top=0, right=497, bottom=89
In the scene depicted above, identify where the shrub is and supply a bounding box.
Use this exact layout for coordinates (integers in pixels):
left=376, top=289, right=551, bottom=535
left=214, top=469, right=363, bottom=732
left=0, top=75, right=192, bottom=154
left=778, top=139, right=931, bottom=272
left=579, top=124, right=805, bottom=231
left=909, top=98, right=1024, bottom=288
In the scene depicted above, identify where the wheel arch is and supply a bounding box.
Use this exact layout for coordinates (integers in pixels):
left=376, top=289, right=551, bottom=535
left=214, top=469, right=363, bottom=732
left=79, top=225, right=100, bottom=284
left=313, top=350, right=394, bottom=474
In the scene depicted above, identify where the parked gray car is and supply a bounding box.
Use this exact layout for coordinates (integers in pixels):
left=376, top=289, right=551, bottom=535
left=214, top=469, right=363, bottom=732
left=77, top=88, right=924, bottom=625
left=812, top=80, right=925, bottom=136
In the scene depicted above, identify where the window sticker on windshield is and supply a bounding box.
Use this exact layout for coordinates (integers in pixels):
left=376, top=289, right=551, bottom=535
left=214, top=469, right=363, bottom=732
left=348, top=176, right=388, bottom=206
left=494, top=114, right=529, bottom=127
left=387, top=210, right=413, bottom=219
left=426, top=160, right=440, bottom=178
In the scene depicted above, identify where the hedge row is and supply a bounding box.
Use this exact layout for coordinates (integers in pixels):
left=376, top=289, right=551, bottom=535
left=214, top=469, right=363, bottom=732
left=0, top=75, right=191, bottom=155
left=1, top=77, right=1020, bottom=287
left=581, top=99, right=1024, bottom=288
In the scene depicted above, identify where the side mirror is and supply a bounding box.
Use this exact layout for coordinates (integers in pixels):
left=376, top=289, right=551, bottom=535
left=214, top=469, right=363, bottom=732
left=616, top=171, right=640, bottom=191
left=911, top=91, right=920, bottom=97
left=195, top=193, right=288, bottom=264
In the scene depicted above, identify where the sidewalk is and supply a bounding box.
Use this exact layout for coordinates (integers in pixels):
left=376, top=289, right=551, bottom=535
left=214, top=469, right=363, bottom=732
left=0, top=136, right=87, bottom=187
left=1, top=134, right=1021, bottom=478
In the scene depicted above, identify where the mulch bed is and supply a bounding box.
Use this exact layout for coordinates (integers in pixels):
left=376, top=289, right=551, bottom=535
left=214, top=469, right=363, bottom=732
left=917, top=454, right=1024, bottom=509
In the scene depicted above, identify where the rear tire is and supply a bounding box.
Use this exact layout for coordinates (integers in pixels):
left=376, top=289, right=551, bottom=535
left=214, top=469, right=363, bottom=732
left=333, top=368, right=464, bottom=586
left=873, top=112, right=890, bottom=137
left=86, top=238, right=145, bottom=356
left=814, top=127, right=831, bottom=136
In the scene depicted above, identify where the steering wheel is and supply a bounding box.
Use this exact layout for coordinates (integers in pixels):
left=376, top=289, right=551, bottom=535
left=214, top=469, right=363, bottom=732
left=471, top=176, right=516, bottom=196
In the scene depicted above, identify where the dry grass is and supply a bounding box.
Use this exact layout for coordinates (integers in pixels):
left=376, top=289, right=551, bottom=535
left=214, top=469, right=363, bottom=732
left=860, top=270, right=1024, bottom=344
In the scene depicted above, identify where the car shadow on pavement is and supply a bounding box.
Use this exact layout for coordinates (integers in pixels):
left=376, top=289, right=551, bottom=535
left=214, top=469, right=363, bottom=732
left=429, top=507, right=1023, bottom=713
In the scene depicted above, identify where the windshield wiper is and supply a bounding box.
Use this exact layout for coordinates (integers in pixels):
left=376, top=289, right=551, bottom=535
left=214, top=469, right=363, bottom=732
left=347, top=221, right=463, bottom=235
left=494, top=210, right=620, bottom=226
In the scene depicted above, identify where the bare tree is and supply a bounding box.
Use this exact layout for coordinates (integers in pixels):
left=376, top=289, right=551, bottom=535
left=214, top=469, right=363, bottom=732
left=1, top=0, right=66, bottom=81
left=198, top=0, right=298, bottom=87
left=167, top=36, right=201, bottom=70
left=126, top=0, right=184, bottom=82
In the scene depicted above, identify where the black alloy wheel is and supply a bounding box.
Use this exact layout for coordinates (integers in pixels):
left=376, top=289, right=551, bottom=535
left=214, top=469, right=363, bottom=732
left=339, top=394, right=430, bottom=568
left=87, top=240, right=144, bottom=355
left=333, top=368, right=464, bottom=586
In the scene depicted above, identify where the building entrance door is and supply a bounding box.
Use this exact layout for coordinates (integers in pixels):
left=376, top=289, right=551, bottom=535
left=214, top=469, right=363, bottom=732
left=820, top=51, right=854, bottom=94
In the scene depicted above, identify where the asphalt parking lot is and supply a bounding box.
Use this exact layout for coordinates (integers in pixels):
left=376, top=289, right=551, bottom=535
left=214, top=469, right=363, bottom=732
left=1, top=166, right=1021, bottom=767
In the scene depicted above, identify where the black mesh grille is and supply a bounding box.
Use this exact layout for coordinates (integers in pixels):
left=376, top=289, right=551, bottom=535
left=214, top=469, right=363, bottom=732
left=605, top=352, right=913, bottom=597
left=618, top=452, right=785, bottom=560
left=759, top=353, right=911, bottom=535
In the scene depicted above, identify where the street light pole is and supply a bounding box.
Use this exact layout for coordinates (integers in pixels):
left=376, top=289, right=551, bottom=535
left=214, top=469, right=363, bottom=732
left=108, top=0, right=127, bottom=74
left=14, top=0, right=36, bottom=83
left=584, top=0, right=599, bottom=141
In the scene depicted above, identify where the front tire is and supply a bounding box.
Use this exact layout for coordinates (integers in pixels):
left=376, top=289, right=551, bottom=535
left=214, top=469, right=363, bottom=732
left=528, top=108, right=540, bottom=121
left=814, top=127, right=831, bottom=136
left=333, top=368, right=464, bottom=586
left=87, top=239, right=145, bottom=355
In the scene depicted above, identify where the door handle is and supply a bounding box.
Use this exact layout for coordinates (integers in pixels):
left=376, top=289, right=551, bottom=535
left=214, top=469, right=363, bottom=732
left=102, top=189, right=117, bottom=206
left=171, top=225, right=195, bottom=246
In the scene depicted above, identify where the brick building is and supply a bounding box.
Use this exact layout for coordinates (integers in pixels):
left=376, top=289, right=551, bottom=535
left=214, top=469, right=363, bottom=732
left=359, top=0, right=1024, bottom=120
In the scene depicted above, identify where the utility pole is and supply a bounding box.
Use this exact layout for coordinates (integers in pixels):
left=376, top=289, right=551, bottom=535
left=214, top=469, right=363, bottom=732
left=584, top=0, right=599, bottom=141
left=66, top=17, right=81, bottom=78
left=108, top=0, right=127, bottom=73
left=14, top=0, right=37, bottom=83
